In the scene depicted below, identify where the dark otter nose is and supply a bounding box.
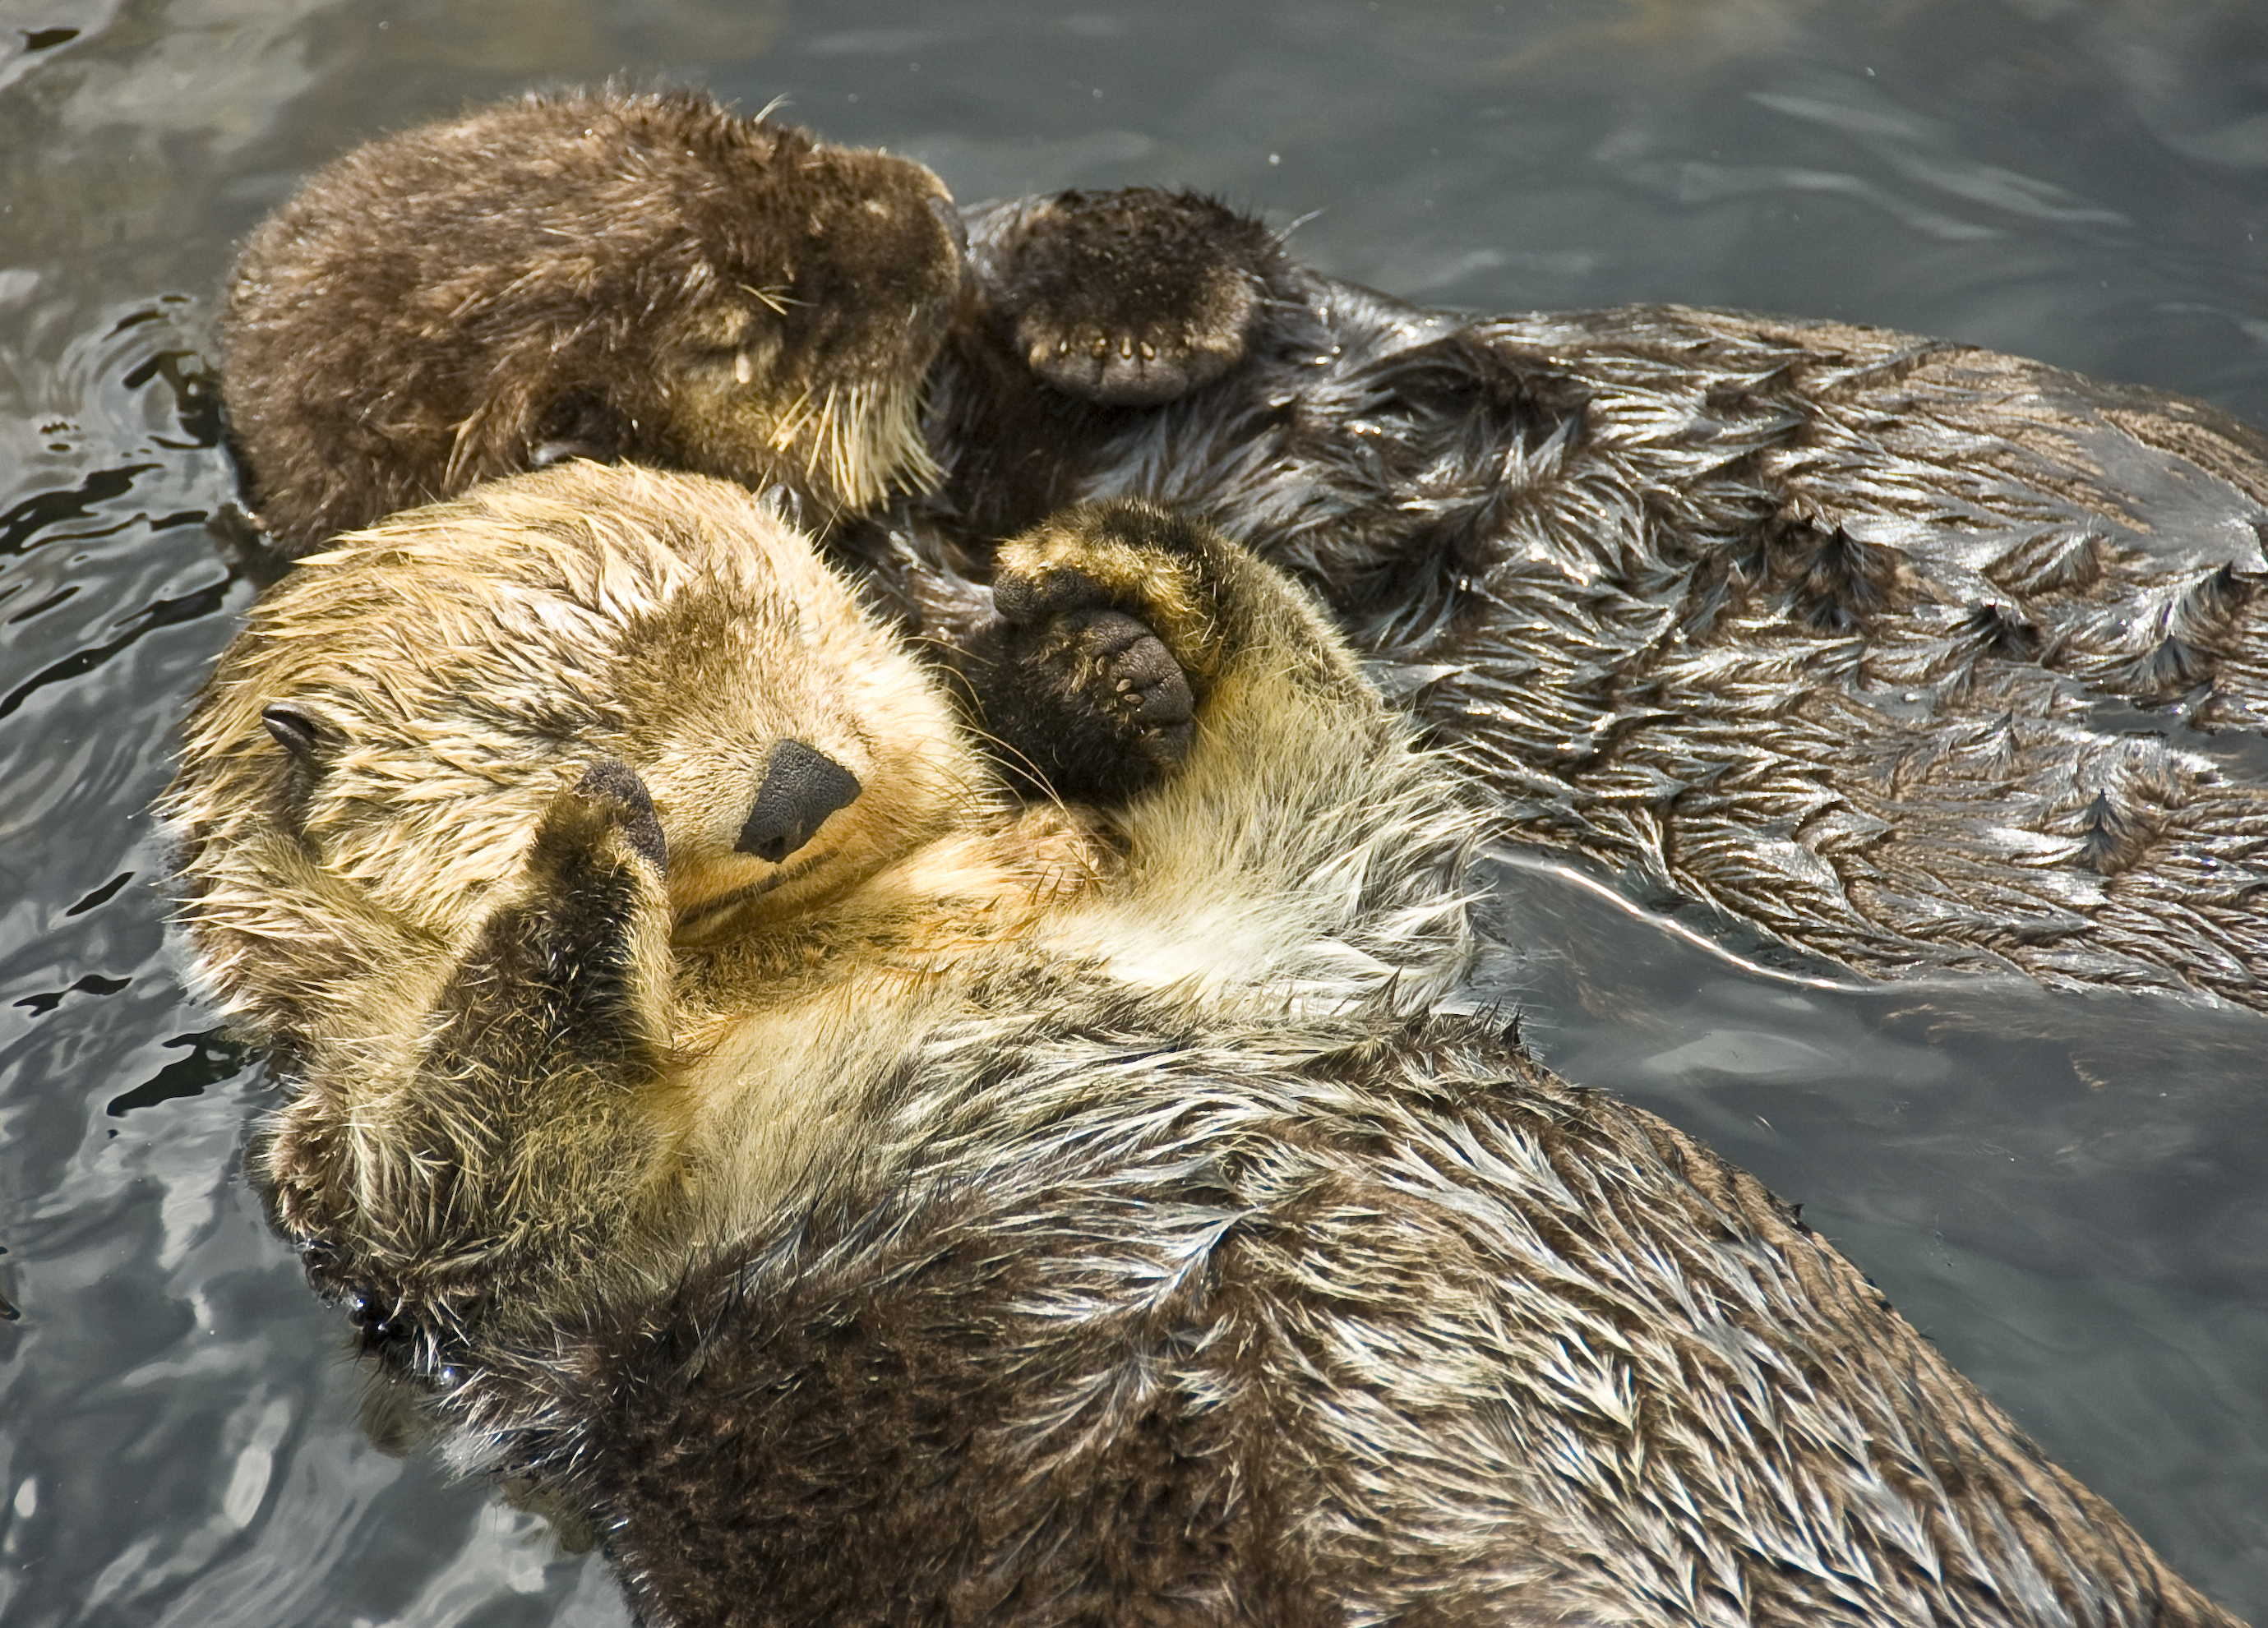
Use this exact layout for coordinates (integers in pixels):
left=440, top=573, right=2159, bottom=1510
left=735, top=740, right=861, bottom=863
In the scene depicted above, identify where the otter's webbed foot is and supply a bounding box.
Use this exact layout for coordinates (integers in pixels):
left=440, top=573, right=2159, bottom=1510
left=985, top=190, right=1280, bottom=407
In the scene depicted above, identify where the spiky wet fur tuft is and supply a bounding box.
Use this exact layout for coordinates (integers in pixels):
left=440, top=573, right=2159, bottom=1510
left=763, top=374, right=942, bottom=516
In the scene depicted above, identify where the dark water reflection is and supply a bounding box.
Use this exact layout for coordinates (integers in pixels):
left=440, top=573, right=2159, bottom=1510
left=4, top=2, right=2267, bottom=1622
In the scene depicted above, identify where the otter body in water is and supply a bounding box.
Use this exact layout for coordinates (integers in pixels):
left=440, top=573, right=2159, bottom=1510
left=932, top=196, right=2268, bottom=1007
left=165, top=463, right=2241, bottom=1628
left=213, top=90, right=2268, bottom=1005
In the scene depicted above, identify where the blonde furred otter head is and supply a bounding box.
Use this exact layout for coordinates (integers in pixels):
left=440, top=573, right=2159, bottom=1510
left=165, top=462, right=983, bottom=1054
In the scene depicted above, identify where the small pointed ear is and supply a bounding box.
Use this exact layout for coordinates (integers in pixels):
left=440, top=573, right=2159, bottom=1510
left=261, top=704, right=326, bottom=762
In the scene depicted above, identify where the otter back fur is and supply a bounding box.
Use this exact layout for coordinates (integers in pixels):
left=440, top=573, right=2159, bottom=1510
left=166, top=463, right=2238, bottom=1626
left=218, top=88, right=961, bottom=558
left=473, top=1015, right=2236, bottom=1628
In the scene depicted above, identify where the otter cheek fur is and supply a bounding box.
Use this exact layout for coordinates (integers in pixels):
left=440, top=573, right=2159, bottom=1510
left=215, top=90, right=963, bottom=560
left=164, top=463, right=2238, bottom=1627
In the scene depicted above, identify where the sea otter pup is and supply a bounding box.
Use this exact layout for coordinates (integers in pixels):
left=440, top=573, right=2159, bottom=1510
left=166, top=463, right=2238, bottom=1627
left=216, top=88, right=1258, bottom=570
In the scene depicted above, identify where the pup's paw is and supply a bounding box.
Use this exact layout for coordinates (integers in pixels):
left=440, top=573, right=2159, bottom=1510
left=991, top=190, right=1277, bottom=407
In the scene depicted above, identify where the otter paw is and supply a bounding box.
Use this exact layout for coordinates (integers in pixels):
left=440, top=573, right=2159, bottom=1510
left=968, top=501, right=1259, bottom=802
left=995, top=190, right=1273, bottom=407
left=1012, top=602, right=1196, bottom=788
left=538, top=759, right=667, bottom=876
left=991, top=500, right=1220, bottom=675
left=972, top=542, right=1204, bottom=803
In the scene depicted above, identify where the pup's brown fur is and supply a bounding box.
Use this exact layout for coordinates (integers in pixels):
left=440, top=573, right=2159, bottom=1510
left=166, top=463, right=2238, bottom=1627
left=218, top=89, right=963, bottom=559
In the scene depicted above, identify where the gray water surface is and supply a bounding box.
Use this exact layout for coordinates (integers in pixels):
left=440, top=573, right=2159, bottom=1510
left=4, top=3, right=2267, bottom=1623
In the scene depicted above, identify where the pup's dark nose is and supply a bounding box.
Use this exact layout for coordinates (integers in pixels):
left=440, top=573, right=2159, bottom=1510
left=735, top=740, right=861, bottom=863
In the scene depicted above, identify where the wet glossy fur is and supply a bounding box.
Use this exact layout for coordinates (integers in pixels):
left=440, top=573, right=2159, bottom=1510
left=925, top=218, right=2268, bottom=1006
left=167, top=464, right=2237, bottom=1627
left=215, top=93, right=2268, bottom=1004
left=463, top=1013, right=2234, bottom=1628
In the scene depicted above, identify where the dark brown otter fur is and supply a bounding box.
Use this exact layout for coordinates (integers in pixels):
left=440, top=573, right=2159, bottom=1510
left=923, top=207, right=2268, bottom=1008
left=467, top=1012, right=2239, bottom=1628
left=218, top=88, right=963, bottom=559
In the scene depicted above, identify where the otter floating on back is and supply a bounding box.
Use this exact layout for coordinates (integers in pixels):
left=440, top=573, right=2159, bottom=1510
left=165, top=462, right=2241, bottom=1628
left=932, top=201, right=2268, bottom=1008
left=211, top=88, right=2268, bottom=1008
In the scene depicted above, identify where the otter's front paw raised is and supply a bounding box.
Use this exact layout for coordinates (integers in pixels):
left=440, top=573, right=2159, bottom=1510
left=532, top=759, right=667, bottom=879
left=962, top=500, right=1243, bottom=803
left=995, top=599, right=1196, bottom=796
left=991, top=190, right=1278, bottom=407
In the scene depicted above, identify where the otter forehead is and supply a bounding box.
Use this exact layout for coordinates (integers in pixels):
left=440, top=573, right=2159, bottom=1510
left=321, top=93, right=951, bottom=274
left=213, top=477, right=851, bottom=745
